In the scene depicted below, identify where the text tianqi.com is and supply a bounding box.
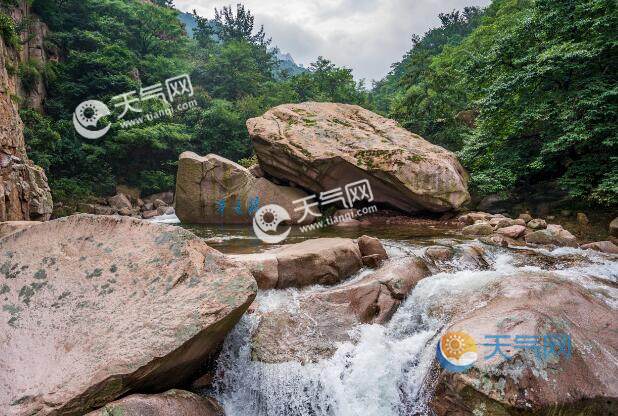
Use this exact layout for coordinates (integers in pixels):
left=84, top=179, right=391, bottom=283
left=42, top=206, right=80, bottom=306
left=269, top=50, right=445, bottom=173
left=72, top=74, right=197, bottom=140
left=252, top=179, right=378, bottom=244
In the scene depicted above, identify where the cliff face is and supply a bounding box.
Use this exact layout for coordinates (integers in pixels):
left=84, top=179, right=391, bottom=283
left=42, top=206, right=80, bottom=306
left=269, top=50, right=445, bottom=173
left=0, top=1, right=52, bottom=221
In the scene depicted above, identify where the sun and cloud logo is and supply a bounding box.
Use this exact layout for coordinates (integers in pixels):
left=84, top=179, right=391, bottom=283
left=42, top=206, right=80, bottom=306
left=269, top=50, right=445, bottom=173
left=252, top=204, right=291, bottom=244
left=436, top=331, right=478, bottom=373
left=73, top=100, right=111, bottom=140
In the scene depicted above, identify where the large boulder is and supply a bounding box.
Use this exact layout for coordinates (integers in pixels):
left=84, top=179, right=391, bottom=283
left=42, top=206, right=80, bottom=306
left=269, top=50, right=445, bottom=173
left=429, top=273, right=617, bottom=415
left=85, top=390, right=224, bottom=416
left=247, top=102, right=470, bottom=213
left=252, top=256, right=430, bottom=363
left=229, top=237, right=363, bottom=289
left=175, top=152, right=314, bottom=224
left=0, top=215, right=256, bottom=415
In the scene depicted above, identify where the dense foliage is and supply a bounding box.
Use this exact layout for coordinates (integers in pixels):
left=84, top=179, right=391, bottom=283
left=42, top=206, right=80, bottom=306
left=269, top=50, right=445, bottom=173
left=0, top=6, right=20, bottom=49
left=375, top=0, right=617, bottom=205
left=5, top=0, right=617, bottom=210
left=13, top=0, right=367, bottom=209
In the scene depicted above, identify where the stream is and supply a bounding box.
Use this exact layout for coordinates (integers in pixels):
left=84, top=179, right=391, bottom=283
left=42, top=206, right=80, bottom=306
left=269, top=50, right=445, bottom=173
left=169, top=219, right=618, bottom=416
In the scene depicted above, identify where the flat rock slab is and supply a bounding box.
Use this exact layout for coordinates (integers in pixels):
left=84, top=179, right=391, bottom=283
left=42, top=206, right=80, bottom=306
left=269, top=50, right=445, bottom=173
left=0, top=215, right=256, bottom=415
left=247, top=102, right=470, bottom=213
left=229, top=237, right=362, bottom=289
left=85, top=390, right=224, bottom=416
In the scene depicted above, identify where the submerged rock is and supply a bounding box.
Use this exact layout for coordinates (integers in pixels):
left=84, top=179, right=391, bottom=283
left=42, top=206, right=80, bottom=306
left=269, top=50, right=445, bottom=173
left=247, top=102, right=470, bottom=213
left=423, top=243, right=490, bottom=273
left=229, top=237, right=362, bottom=289
left=424, top=245, right=455, bottom=262
left=175, top=152, right=314, bottom=224
left=430, top=273, right=618, bottom=416
left=0, top=215, right=256, bottom=415
left=251, top=257, right=430, bottom=363
left=85, top=390, right=224, bottom=416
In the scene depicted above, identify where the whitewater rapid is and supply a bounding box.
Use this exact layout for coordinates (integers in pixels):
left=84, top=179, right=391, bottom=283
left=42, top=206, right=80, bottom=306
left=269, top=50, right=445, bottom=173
left=210, top=240, right=617, bottom=416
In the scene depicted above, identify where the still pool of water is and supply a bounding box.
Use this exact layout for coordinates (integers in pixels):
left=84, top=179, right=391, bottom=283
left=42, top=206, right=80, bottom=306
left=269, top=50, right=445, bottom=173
left=181, top=222, right=467, bottom=254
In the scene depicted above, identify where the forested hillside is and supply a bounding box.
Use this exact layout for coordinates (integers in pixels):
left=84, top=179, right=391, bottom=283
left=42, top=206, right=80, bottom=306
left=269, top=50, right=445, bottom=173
left=374, top=0, right=617, bottom=206
left=1, top=0, right=616, bottom=213
left=6, top=0, right=367, bottom=212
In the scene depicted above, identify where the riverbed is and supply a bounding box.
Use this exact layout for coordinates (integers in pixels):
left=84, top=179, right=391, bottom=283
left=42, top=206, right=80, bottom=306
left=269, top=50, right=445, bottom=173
left=165, top=219, right=618, bottom=416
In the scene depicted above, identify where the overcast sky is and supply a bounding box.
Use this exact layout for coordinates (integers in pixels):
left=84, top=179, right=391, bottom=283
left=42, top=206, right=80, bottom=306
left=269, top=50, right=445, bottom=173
left=175, top=0, right=492, bottom=82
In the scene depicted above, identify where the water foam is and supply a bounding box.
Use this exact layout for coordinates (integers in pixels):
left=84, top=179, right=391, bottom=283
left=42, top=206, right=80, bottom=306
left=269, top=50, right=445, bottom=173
left=211, top=240, right=618, bottom=415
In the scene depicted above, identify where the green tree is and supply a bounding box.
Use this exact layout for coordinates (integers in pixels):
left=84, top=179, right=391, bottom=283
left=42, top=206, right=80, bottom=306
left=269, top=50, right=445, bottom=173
left=374, top=0, right=618, bottom=206
left=214, top=3, right=270, bottom=47
left=27, top=0, right=191, bottom=202
left=288, top=57, right=369, bottom=105
left=192, top=39, right=277, bottom=100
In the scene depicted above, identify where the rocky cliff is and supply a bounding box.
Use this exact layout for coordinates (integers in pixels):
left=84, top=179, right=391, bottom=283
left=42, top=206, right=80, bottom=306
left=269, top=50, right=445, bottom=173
left=0, top=1, right=52, bottom=221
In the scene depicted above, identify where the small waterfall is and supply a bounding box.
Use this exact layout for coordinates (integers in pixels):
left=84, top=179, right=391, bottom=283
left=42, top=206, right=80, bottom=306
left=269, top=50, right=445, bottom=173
left=209, top=240, right=618, bottom=416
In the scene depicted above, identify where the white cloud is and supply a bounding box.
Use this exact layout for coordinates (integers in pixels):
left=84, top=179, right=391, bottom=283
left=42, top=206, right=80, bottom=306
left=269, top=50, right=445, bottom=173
left=174, top=0, right=492, bottom=81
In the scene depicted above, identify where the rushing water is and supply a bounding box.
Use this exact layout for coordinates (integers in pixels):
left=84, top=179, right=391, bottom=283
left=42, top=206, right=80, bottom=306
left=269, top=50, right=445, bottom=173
left=166, top=215, right=618, bottom=416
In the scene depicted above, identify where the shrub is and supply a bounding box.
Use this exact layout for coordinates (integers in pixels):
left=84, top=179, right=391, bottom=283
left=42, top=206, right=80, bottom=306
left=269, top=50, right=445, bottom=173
left=237, top=154, right=257, bottom=168
left=17, top=59, right=41, bottom=93
left=0, top=11, right=19, bottom=49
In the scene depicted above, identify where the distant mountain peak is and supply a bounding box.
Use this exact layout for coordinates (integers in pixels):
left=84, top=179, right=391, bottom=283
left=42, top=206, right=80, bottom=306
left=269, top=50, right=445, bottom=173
left=178, top=11, right=307, bottom=76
